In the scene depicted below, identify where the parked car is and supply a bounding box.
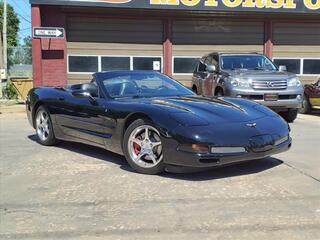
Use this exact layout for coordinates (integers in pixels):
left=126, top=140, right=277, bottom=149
left=26, top=71, right=291, bottom=175
left=299, top=79, right=320, bottom=114
left=192, top=53, right=304, bottom=122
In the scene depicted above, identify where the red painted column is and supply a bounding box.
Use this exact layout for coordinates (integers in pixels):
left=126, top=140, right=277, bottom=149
left=264, top=20, right=273, bottom=59
left=31, top=5, right=42, bottom=87
left=163, top=18, right=173, bottom=77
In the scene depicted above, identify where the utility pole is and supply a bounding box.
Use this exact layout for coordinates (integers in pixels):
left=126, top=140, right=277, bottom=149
left=3, top=0, right=7, bottom=80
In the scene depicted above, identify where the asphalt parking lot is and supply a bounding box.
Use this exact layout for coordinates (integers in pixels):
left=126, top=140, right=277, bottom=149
left=0, top=110, right=320, bottom=239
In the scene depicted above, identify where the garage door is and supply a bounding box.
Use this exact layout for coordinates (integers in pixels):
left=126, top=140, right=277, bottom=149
left=66, top=17, right=163, bottom=84
left=172, top=20, right=264, bottom=86
left=273, top=23, right=320, bottom=84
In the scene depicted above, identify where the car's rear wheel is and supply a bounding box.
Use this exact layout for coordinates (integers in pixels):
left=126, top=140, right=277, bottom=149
left=123, top=119, right=165, bottom=174
left=299, top=96, right=312, bottom=114
left=280, top=109, right=298, bottom=123
left=35, top=106, right=57, bottom=146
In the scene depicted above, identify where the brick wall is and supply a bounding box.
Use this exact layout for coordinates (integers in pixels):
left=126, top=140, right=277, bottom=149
left=32, top=5, right=67, bottom=87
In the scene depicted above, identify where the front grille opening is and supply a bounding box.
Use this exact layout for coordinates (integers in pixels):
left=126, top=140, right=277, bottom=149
left=243, top=95, right=264, bottom=100
left=199, top=158, right=220, bottom=164
left=278, top=95, right=297, bottom=100
left=252, top=80, right=287, bottom=90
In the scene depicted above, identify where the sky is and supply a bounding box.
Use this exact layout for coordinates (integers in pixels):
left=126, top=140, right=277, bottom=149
left=8, top=0, right=31, bottom=42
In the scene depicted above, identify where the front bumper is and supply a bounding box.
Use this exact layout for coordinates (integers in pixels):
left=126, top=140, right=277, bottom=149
left=161, top=116, right=291, bottom=169
left=163, top=137, right=291, bottom=168
left=226, top=88, right=303, bottom=109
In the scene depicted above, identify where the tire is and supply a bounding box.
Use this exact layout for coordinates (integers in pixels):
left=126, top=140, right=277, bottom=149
left=123, top=119, right=165, bottom=175
left=192, top=86, right=198, bottom=94
left=299, top=96, right=312, bottom=114
left=215, top=89, right=224, bottom=97
left=280, top=109, right=298, bottom=123
left=35, top=106, right=57, bottom=146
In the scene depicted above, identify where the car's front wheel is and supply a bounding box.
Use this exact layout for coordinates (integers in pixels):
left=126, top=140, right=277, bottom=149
left=299, top=96, right=312, bottom=114
left=280, top=109, right=298, bottom=123
left=35, top=106, right=57, bottom=146
left=123, top=119, right=165, bottom=174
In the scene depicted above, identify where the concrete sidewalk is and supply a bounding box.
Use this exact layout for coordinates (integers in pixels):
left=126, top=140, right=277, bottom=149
left=0, top=102, right=26, bottom=114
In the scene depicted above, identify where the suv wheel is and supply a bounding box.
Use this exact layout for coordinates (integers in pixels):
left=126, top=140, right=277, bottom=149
left=192, top=85, right=198, bottom=94
left=280, top=109, right=298, bottom=123
left=215, top=89, right=224, bottom=97
left=299, top=96, right=312, bottom=114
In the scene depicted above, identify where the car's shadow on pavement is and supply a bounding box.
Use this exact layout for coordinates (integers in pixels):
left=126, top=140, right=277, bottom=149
left=310, top=110, right=320, bottom=117
left=28, top=135, right=283, bottom=181
left=161, top=157, right=283, bottom=181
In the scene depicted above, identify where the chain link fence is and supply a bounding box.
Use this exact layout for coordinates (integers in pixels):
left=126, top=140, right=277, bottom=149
left=8, top=46, right=32, bottom=77
left=1, top=46, right=32, bottom=100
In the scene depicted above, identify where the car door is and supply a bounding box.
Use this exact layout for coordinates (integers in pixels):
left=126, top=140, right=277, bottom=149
left=204, top=55, right=219, bottom=97
left=309, top=80, right=320, bottom=107
left=55, top=81, right=110, bottom=146
left=194, top=57, right=209, bottom=96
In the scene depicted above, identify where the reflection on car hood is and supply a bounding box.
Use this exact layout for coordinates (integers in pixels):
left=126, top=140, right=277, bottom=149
left=223, top=70, right=296, bottom=80
left=147, top=95, right=270, bottom=124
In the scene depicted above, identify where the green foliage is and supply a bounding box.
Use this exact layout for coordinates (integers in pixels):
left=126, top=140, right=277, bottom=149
left=3, top=80, right=18, bottom=99
left=11, top=40, right=32, bottom=65
left=0, top=3, right=20, bottom=47
left=21, top=36, right=32, bottom=64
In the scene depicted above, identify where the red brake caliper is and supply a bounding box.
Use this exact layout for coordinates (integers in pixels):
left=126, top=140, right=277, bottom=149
left=133, top=140, right=141, bottom=155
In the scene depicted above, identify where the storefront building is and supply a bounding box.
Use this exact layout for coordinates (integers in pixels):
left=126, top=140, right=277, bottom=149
left=30, top=0, right=320, bottom=87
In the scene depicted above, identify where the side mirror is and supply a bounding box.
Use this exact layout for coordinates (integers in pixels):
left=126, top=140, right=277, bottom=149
left=207, top=65, right=217, bottom=73
left=72, top=90, right=92, bottom=98
left=279, top=65, right=287, bottom=72
left=72, top=83, right=98, bottom=100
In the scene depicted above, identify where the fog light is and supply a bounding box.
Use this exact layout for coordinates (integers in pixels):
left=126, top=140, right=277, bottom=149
left=211, top=147, right=246, bottom=154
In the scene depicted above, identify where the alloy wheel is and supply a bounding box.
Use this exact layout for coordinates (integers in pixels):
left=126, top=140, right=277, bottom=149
left=36, top=110, right=50, bottom=141
left=128, top=125, right=163, bottom=168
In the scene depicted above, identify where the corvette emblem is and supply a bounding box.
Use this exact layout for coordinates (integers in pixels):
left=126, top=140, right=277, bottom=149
left=246, top=123, right=257, bottom=128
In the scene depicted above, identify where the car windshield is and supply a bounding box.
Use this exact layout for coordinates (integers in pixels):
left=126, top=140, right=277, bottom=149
left=221, top=55, right=277, bottom=71
left=100, top=72, right=194, bottom=98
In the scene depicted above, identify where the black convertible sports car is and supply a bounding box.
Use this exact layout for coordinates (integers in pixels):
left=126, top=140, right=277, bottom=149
left=26, top=71, right=291, bottom=174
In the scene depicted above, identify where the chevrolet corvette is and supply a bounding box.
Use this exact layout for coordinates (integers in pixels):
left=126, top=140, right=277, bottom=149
left=26, top=71, right=291, bottom=174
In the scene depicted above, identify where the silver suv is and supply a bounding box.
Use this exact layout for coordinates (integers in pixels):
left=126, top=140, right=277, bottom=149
left=192, top=53, right=304, bottom=122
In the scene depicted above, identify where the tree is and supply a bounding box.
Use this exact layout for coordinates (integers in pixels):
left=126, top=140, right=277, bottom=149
left=22, top=36, right=32, bottom=64
left=0, top=3, right=20, bottom=48
left=0, top=3, right=20, bottom=69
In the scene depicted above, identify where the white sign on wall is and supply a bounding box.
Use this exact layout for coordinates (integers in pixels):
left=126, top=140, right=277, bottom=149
left=153, top=61, right=160, bottom=71
left=33, top=27, right=65, bottom=38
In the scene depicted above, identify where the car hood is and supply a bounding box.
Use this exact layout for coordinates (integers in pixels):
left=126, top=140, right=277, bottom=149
left=146, top=95, right=274, bottom=125
left=223, top=70, right=296, bottom=80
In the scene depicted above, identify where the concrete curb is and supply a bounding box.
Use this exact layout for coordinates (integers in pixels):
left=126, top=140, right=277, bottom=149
left=0, top=104, right=26, bottom=114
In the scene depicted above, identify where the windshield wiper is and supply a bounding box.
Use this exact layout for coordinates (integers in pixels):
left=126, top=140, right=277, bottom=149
left=114, top=94, right=140, bottom=99
left=254, top=67, right=266, bottom=70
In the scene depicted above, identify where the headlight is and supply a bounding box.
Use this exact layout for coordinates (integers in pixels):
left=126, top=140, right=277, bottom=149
left=287, top=77, right=301, bottom=87
left=229, top=77, right=251, bottom=87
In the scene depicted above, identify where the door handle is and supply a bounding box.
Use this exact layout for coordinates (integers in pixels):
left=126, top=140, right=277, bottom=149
left=58, top=97, right=65, bottom=101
